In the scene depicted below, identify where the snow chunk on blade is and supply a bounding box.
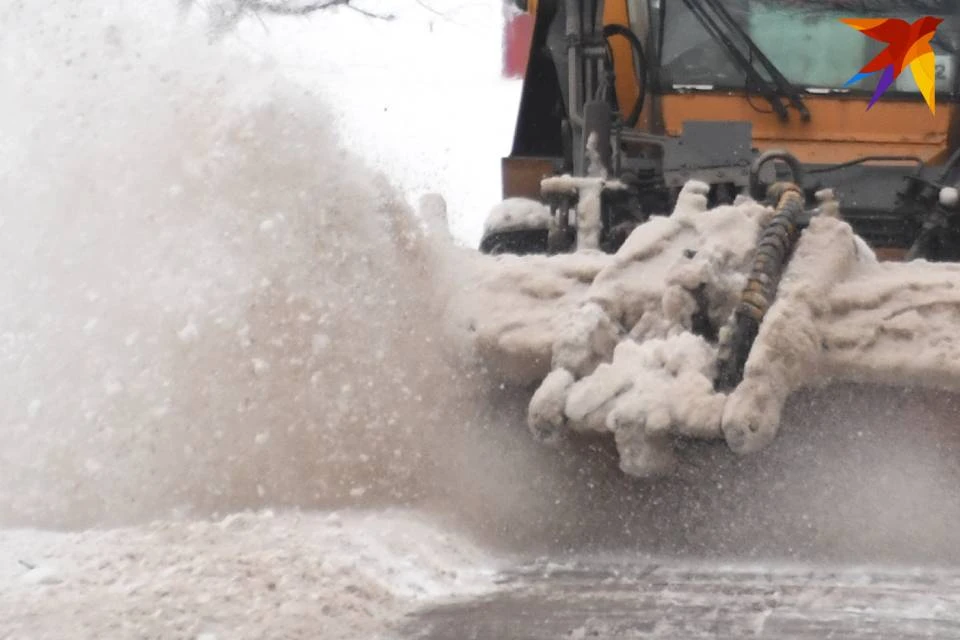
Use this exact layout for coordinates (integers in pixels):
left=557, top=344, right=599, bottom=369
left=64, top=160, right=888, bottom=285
left=451, top=181, right=960, bottom=476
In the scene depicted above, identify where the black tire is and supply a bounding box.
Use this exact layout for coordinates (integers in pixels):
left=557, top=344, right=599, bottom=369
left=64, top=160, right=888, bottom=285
left=479, top=228, right=551, bottom=256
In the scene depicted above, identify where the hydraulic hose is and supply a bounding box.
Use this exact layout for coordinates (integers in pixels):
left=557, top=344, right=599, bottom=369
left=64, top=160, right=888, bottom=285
left=749, top=149, right=804, bottom=202
left=714, top=184, right=806, bottom=392
left=601, top=23, right=647, bottom=128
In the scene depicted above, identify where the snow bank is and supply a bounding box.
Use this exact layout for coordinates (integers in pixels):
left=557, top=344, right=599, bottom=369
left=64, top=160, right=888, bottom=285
left=0, top=509, right=499, bottom=640
left=453, top=180, right=960, bottom=476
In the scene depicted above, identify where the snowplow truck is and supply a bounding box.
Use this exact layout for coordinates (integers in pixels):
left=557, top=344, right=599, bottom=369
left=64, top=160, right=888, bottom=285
left=484, top=0, right=960, bottom=261
left=466, top=0, right=960, bottom=474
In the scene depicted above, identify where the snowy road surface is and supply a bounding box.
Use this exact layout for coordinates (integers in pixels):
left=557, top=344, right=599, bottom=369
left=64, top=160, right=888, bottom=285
left=401, top=557, right=960, bottom=639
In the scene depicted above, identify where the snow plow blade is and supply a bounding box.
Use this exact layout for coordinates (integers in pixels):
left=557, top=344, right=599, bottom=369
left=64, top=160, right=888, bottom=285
left=452, top=170, right=960, bottom=477
left=467, top=0, right=960, bottom=476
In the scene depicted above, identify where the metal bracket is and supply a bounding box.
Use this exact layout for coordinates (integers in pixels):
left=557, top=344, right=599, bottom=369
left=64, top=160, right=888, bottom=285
left=541, top=175, right=629, bottom=251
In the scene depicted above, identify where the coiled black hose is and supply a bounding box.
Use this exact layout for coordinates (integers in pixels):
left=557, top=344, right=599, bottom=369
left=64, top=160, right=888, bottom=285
left=714, top=185, right=806, bottom=392
left=601, top=23, right=647, bottom=128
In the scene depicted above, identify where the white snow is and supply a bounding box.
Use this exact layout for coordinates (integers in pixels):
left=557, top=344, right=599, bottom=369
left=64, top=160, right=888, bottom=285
left=211, top=0, right=522, bottom=247
left=483, top=197, right=553, bottom=234
left=0, top=509, right=500, bottom=640
left=0, top=0, right=524, bottom=522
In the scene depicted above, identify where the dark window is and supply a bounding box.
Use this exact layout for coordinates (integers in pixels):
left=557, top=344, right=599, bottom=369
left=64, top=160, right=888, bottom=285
left=657, top=0, right=960, bottom=94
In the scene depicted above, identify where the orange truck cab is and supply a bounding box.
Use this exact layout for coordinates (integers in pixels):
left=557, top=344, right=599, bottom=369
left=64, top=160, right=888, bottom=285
left=491, top=0, right=960, bottom=260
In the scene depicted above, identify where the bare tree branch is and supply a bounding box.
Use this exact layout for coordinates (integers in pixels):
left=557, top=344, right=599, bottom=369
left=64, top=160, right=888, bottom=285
left=180, top=0, right=395, bottom=38
left=242, top=0, right=395, bottom=20
left=411, top=0, right=454, bottom=23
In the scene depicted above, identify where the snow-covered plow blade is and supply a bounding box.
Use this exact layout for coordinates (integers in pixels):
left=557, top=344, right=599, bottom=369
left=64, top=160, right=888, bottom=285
left=468, top=0, right=960, bottom=477
left=454, top=177, right=960, bottom=477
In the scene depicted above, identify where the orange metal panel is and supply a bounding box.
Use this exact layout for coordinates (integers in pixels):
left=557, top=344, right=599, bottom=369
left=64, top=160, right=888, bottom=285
left=502, top=156, right=558, bottom=200
left=875, top=248, right=909, bottom=261
left=658, top=94, right=956, bottom=163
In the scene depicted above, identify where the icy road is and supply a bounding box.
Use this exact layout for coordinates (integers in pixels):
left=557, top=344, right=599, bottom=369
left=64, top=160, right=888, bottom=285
left=401, top=558, right=960, bottom=639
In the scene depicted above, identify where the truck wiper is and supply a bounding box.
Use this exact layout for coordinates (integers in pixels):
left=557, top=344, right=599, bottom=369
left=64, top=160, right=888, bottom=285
left=679, top=0, right=811, bottom=123
left=705, top=0, right=811, bottom=121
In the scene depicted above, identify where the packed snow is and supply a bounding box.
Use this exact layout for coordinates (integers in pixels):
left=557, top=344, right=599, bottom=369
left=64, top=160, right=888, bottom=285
left=453, top=179, right=960, bottom=476
left=0, top=509, right=499, bottom=640
left=484, top=197, right=553, bottom=235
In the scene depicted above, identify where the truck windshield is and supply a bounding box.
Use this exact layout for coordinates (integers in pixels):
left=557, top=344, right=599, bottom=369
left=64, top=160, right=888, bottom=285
left=659, top=0, right=960, bottom=96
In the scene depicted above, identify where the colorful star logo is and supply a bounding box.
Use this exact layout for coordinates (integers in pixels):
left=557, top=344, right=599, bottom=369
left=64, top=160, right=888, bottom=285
left=841, top=16, right=944, bottom=114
